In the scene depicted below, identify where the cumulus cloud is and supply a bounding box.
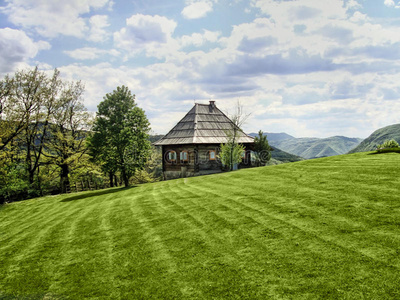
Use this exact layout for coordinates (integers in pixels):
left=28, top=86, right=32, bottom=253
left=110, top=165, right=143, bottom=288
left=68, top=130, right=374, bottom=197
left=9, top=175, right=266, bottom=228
left=0, top=28, right=50, bottom=74
left=64, top=47, right=119, bottom=60
left=88, top=15, right=110, bottom=42
left=179, top=30, right=221, bottom=47
left=114, top=14, right=178, bottom=58
left=384, top=0, right=400, bottom=8
left=0, top=0, right=113, bottom=38
left=181, top=1, right=214, bottom=19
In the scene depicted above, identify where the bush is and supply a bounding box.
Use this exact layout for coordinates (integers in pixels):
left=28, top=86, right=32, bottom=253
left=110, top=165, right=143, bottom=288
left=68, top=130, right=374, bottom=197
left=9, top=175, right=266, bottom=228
left=377, top=139, right=399, bottom=149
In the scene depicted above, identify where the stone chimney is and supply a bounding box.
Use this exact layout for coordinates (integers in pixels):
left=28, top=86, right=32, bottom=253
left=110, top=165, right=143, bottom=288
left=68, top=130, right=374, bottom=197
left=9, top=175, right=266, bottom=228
left=209, top=100, right=215, bottom=107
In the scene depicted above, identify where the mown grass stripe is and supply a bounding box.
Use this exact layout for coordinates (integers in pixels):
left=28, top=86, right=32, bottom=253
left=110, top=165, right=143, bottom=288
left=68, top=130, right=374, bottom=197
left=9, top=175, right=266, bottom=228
left=1, top=152, right=400, bottom=298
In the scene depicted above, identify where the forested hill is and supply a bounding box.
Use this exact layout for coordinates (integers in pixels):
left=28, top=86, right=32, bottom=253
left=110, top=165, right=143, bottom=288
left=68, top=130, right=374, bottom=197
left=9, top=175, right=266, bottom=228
left=270, top=147, right=304, bottom=163
left=348, top=123, right=400, bottom=153
left=149, top=134, right=164, bottom=144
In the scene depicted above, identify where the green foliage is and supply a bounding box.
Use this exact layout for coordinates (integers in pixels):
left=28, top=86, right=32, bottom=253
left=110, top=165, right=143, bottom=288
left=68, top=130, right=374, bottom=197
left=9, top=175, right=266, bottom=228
left=0, top=67, right=92, bottom=201
left=219, top=142, right=245, bottom=170
left=90, top=86, right=151, bottom=187
left=253, top=130, right=272, bottom=166
left=378, top=139, right=399, bottom=149
left=0, top=163, right=29, bottom=203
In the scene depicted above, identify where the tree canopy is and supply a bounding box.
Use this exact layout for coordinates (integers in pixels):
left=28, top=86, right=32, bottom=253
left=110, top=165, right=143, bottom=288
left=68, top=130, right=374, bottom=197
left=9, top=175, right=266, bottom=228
left=253, top=130, right=272, bottom=166
left=90, top=86, right=151, bottom=187
left=0, top=67, right=95, bottom=202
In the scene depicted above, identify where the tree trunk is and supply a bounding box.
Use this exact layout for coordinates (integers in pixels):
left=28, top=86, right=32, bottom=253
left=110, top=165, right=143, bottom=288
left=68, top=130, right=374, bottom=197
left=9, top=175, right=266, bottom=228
left=109, top=171, right=114, bottom=187
left=60, top=164, right=70, bottom=193
left=121, top=167, right=129, bottom=187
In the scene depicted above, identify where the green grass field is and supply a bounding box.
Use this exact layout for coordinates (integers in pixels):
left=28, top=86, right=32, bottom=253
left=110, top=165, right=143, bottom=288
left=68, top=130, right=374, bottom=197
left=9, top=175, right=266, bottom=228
left=1, top=152, right=400, bottom=299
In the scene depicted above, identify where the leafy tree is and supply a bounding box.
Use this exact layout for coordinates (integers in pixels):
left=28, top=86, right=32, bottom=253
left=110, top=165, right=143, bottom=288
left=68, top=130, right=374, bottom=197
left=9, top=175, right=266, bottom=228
left=44, top=80, right=90, bottom=193
left=90, top=86, right=151, bottom=187
left=0, top=67, right=64, bottom=198
left=220, top=101, right=250, bottom=171
left=219, top=142, right=245, bottom=171
left=0, top=67, right=91, bottom=199
left=253, top=130, right=272, bottom=166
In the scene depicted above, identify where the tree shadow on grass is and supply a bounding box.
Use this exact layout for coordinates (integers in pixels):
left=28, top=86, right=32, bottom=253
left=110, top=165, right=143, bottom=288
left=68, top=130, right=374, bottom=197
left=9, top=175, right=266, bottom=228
left=60, top=186, right=136, bottom=203
left=367, top=150, right=400, bottom=155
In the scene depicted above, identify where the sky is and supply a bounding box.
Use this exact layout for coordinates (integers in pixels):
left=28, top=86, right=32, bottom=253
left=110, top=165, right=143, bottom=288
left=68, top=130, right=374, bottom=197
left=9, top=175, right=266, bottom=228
left=1, top=0, right=400, bottom=138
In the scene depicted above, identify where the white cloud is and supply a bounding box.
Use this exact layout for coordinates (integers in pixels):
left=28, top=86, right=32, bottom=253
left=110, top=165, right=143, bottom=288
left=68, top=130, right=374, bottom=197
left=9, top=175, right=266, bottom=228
left=180, top=30, right=221, bottom=47
left=88, top=15, right=110, bottom=42
left=384, top=0, right=396, bottom=7
left=181, top=1, right=214, bottom=19
left=0, top=28, right=50, bottom=74
left=114, top=14, right=178, bottom=59
left=0, top=0, right=113, bottom=38
left=64, top=47, right=119, bottom=60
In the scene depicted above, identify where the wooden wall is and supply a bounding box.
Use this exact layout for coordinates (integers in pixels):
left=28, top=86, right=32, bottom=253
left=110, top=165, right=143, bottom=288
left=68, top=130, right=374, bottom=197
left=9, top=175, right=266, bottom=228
left=161, top=143, right=254, bottom=174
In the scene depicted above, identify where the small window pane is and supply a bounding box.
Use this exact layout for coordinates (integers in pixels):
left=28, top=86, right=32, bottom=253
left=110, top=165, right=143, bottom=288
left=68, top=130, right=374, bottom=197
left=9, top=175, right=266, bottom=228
left=168, top=151, right=176, bottom=161
left=210, top=150, right=216, bottom=160
left=180, top=151, right=188, bottom=161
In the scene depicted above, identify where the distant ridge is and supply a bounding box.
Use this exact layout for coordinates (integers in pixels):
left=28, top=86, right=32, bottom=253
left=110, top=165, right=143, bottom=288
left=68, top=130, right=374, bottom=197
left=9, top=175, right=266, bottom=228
left=249, top=132, right=295, bottom=143
left=250, top=132, right=362, bottom=159
left=348, top=123, right=400, bottom=153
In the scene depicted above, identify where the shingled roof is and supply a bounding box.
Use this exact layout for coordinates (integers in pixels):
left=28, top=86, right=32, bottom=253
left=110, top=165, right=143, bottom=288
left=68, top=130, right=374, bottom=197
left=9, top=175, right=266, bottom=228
left=154, top=101, right=254, bottom=146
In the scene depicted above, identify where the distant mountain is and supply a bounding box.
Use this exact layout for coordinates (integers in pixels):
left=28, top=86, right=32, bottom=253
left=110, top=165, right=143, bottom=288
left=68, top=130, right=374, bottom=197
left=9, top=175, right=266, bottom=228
left=348, top=124, right=400, bottom=153
left=249, top=132, right=295, bottom=143
left=270, top=136, right=362, bottom=159
left=270, top=146, right=304, bottom=163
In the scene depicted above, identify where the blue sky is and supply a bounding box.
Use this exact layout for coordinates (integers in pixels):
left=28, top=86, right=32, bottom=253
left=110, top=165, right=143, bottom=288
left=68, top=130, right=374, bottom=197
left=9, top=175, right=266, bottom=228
left=1, top=0, right=400, bottom=138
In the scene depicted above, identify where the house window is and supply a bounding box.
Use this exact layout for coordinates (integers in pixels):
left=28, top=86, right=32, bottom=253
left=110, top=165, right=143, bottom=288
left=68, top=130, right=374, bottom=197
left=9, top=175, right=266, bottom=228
left=168, top=151, right=177, bottom=162
left=241, top=150, right=246, bottom=160
left=180, top=151, right=188, bottom=162
left=209, top=150, right=216, bottom=160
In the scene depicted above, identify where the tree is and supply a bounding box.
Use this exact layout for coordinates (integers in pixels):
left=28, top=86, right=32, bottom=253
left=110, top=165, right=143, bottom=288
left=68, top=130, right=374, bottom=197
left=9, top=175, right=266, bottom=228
left=219, top=142, right=245, bottom=171
left=253, top=130, right=272, bottom=166
left=0, top=67, right=92, bottom=200
left=90, top=86, right=151, bottom=187
left=220, top=101, right=250, bottom=171
left=44, top=80, right=90, bottom=193
left=0, top=67, right=65, bottom=197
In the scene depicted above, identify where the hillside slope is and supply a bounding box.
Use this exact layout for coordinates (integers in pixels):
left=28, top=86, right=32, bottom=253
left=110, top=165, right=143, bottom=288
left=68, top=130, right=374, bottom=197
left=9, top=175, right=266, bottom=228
left=270, top=146, right=303, bottom=163
left=1, top=153, right=400, bottom=299
left=249, top=132, right=295, bottom=143
left=272, top=136, right=362, bottom=159
left=349, top=123, right=400, bottom=153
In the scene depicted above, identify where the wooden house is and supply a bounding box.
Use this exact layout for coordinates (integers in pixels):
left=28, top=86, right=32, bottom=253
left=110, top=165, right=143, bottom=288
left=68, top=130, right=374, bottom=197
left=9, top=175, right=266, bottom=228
left=154, top=101, right=254, bottom=179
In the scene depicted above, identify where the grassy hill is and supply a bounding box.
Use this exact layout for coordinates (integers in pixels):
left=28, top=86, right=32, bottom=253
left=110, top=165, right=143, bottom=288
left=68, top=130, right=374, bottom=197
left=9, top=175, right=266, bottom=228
left=1, top=152, right=400, bottom=299
left=272, top=136, right=362, bottom=159
left=349, top=123, right=400, bottom=153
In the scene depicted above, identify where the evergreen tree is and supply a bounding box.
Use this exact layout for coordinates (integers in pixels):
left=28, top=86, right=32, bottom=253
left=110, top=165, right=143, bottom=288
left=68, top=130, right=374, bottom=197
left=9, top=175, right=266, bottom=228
left=254, top=130, right=272, bottom=166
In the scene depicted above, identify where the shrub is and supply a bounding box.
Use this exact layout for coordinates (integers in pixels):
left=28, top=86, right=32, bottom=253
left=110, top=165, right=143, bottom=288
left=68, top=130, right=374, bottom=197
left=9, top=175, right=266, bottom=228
left=378, top=139, right=399, bottom=149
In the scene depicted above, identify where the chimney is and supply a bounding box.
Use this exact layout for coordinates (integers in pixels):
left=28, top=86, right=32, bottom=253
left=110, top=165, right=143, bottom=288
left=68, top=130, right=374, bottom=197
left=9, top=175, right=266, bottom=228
left=209, top=100, right=215, bottom=107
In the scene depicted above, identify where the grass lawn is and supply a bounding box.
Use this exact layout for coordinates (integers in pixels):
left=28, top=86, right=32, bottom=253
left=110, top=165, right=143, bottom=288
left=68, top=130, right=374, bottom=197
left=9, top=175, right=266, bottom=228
left=1, top=152, right=400, bottom=299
